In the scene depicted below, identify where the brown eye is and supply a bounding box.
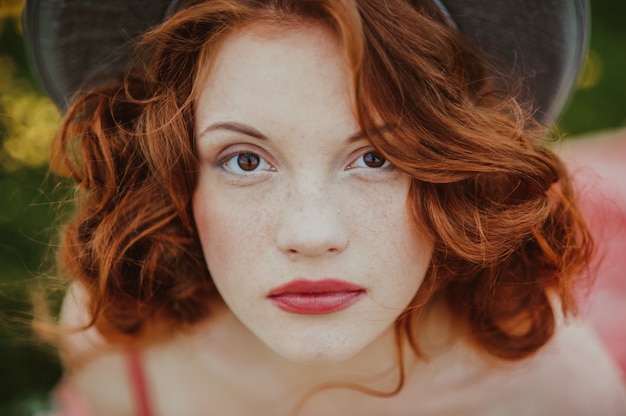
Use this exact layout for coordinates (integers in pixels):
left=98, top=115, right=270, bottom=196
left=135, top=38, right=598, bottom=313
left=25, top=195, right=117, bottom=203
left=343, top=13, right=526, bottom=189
left=362, top=151, right=387, bottom=168
left=237, top=152, right=260, bottom=171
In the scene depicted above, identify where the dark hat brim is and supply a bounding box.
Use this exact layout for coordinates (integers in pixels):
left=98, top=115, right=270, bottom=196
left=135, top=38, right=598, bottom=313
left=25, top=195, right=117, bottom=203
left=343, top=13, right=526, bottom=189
left=23, top=0, right=589, bottom=122
left=442, top=0, right=588, bottom=122
left=23, top=0, right=170, bottom=110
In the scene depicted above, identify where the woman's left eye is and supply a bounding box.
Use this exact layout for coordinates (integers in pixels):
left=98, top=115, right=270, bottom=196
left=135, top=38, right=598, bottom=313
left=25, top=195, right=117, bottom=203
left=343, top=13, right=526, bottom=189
left=349, top=150, right=390, bottom=169
left=221, top=151, right=273, bottom=173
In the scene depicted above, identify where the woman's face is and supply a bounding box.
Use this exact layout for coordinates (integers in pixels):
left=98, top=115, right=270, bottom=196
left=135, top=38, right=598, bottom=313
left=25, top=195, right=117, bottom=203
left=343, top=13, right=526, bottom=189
left=193, top=23, right=433, bottom=364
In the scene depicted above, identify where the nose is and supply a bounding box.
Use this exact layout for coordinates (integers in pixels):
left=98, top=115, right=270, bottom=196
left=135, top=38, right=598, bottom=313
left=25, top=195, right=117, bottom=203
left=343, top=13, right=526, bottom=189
left=275, top=185, right=349, bottom=259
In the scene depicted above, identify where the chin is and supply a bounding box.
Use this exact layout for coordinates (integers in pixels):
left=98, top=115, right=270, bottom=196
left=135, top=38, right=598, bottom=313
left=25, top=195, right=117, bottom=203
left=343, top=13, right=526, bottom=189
left=260, top=329, right=375, bottom=366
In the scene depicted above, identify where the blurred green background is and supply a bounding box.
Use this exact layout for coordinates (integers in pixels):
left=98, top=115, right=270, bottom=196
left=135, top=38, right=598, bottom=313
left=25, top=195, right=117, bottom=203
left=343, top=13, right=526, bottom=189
left=0, top=0, right=624, bottom=414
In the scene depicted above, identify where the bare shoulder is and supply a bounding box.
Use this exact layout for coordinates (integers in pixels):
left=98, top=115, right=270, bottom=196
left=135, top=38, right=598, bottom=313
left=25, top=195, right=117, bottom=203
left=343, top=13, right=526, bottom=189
left=63, top=351, right=136, bottom=416
left=515, top=320, right=626, bottom=415
left=58, top=282, right=110, bottom=368
left=56, top=283, right=139, bottom=414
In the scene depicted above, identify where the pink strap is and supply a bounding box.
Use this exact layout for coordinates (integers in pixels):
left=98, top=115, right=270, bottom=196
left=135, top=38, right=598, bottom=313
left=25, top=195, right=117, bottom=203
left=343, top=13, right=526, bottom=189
left=126, top=349, right=153, bottom=416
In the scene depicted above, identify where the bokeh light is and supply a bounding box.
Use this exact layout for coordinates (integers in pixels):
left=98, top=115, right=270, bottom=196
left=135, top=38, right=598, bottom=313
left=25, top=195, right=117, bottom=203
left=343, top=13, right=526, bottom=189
left=578, top=49, right=603, bottom=91
left=0, top=54, right=60, bottom=171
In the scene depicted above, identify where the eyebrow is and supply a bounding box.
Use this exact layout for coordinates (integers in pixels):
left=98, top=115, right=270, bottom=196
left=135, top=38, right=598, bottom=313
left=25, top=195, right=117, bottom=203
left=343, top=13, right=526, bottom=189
left=197, top=121, right=397, bottom=143
left=198, top=121, right=268, bottom=141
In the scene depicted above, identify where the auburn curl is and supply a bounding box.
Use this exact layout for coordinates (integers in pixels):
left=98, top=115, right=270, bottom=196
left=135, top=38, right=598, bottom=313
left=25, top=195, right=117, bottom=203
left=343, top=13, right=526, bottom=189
left=51, top=0, right=593, bottom=360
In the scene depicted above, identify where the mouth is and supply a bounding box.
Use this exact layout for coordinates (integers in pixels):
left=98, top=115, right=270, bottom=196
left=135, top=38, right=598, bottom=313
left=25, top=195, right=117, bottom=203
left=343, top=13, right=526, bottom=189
left=267, top=278, right=365, bottom=315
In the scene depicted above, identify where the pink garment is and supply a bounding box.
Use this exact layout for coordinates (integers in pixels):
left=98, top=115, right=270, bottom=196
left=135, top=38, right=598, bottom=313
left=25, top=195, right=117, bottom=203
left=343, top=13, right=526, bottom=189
left=559, top=128, right=626, bottom=377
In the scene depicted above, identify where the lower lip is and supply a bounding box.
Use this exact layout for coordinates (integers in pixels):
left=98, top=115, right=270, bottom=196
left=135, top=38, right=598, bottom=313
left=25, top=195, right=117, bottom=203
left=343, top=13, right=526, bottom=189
left=269, top=291, right=365, bottom=315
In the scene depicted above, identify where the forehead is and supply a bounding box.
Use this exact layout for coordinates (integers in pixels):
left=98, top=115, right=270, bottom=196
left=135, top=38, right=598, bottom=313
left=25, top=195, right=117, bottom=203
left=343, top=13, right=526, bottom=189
left=194, top=23, right=357, bottom=135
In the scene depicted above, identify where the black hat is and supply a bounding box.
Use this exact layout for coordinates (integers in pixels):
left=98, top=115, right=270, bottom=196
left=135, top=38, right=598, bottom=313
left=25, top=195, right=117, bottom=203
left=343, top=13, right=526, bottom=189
left=23, top=0, right=589, bottom=122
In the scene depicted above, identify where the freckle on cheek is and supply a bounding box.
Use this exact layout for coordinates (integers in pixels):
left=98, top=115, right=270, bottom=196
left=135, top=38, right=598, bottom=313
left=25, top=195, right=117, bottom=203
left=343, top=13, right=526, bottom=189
left=206, top=226, right=233, bottom=267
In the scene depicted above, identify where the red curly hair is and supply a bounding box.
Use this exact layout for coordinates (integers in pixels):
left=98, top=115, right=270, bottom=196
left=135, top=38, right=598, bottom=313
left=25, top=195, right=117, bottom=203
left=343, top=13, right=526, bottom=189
left=51, top=0, right=592, bottom=362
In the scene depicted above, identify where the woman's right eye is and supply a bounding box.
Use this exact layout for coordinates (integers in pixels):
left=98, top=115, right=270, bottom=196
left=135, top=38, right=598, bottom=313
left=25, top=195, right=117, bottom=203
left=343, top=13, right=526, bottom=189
left=221, top=151, right=273, bottom=173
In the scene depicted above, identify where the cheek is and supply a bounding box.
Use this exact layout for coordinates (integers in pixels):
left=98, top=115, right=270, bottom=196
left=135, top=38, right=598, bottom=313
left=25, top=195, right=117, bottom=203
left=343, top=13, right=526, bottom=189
left=349, top=180, right=433, bottom=294
left=193, top=189, right=226, bottom=268
left=192, top=182, right=273, bottom=282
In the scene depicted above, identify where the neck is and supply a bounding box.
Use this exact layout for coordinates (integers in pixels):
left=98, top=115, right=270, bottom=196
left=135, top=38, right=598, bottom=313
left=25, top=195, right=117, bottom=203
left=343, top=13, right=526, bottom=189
left=186, top=296, right=468, bottom=397
left=198, top=305, right=396, bottom=383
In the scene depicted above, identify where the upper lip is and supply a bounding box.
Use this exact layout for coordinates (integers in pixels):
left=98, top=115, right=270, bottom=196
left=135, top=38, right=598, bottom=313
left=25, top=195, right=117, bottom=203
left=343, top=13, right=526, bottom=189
left=267, top=278, right=365, bottom=297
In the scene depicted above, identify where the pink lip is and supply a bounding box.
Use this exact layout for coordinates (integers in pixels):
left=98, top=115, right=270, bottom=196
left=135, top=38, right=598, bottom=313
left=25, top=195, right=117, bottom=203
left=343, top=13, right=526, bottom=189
left=267, top=279, right=365, bottom=315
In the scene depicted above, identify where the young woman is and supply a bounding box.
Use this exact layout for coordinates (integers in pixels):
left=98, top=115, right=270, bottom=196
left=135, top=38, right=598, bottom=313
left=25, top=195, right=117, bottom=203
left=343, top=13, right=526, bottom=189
left=24, top=0, right=626, bottom=414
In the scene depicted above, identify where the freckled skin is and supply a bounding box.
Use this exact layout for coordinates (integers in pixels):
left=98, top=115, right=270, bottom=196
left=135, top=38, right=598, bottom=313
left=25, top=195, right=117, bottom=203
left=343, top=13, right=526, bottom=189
left=192, top=24, right=434, bottom=364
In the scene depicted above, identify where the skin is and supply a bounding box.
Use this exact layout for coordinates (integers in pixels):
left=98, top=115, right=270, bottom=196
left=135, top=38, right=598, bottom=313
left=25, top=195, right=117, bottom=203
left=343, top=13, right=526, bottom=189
left=58, top=23, right=626, bottom=416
